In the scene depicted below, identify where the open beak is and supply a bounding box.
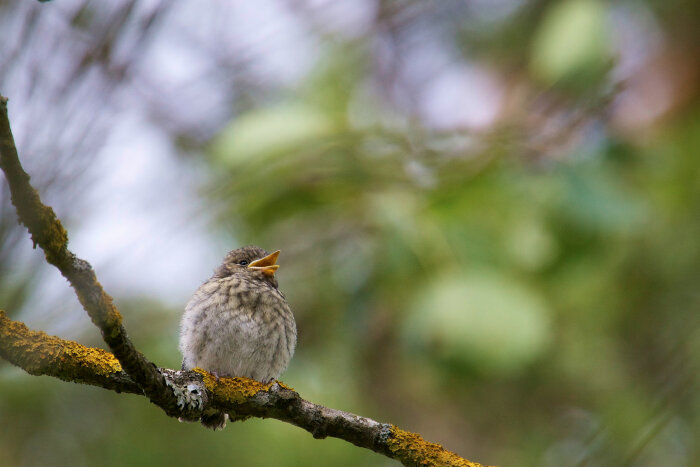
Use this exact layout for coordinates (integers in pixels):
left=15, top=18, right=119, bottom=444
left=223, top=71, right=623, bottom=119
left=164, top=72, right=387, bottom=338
left=248, top=250, right=280, bottom=277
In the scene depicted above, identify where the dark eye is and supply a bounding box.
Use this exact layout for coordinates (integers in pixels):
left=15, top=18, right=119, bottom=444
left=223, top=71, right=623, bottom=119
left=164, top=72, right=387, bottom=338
left=238, top=260, right=248, bottom=266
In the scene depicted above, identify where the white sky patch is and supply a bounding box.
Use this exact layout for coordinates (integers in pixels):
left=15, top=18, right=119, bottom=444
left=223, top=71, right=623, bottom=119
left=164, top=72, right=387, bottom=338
left=418, top=63, right=503, bottom=130
left=298, top=0, right=378, bottom=38
left=70, top=115, right=228, bottom=308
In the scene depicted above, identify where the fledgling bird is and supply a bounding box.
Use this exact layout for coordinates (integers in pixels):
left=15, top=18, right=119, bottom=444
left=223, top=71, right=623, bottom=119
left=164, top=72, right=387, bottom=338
left=179, top=246, right=297, bottom=430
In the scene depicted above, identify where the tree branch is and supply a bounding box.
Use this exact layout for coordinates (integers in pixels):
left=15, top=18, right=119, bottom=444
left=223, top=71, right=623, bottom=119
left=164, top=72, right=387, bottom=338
left=0, top=94, right=493, bottom=466
left=0, top=310, right=142, bottom=394
left=0, top=94, right=180, bottom=415
left=0, top=310, right=488, bottom=466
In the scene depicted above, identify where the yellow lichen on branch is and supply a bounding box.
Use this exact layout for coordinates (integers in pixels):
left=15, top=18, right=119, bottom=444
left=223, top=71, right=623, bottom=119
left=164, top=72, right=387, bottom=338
left=0, top=310, right=139, bottom=393
left=61, top=336, right=124, bottom=376
left=0, top=309, right=118, bottom=375
left=194, top=367, right=272, bottom=404
left=387, top=425, right=494, bottom=467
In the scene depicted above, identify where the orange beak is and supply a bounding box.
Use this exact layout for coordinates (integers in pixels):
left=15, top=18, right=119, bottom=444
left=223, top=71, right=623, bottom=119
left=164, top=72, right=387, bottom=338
left=248, top=250, right=280, bottom=277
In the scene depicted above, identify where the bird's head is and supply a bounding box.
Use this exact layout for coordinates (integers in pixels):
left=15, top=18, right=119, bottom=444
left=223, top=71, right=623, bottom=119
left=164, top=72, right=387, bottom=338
left=216, top=246, right=281, bottom=286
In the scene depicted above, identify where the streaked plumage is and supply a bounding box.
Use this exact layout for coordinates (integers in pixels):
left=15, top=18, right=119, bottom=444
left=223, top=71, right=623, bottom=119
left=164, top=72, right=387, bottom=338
left=179, top=246, right=296, bottom=429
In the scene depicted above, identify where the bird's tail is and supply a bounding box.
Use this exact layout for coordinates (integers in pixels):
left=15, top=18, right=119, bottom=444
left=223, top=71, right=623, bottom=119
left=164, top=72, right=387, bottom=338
left=200, top=411, right=228, bottom=430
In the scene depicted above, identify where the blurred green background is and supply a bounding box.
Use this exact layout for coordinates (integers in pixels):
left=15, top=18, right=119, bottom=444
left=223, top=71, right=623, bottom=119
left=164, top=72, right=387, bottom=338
left=1, top=1, right=699, bottom=466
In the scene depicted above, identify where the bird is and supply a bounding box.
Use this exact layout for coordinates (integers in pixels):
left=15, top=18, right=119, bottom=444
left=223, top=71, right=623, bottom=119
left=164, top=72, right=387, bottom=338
left=179, top=246, right=297, bottom=430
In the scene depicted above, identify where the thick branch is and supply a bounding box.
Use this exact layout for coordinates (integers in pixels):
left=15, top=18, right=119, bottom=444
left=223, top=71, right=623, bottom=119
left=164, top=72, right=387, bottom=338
left=204, top=372, right=488, bottom=466
left=0, top=95, right=181, bottom=415
left=0, top=310, right=490, bottom=467
left=0, top=310, right=141, bottom=394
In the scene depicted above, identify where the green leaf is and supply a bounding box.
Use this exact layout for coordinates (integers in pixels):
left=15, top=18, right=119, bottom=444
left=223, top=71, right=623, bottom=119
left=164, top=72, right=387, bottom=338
left=403, top=270, right=552, bottom=376
left=531, top=0, right=610, bottom=86
left=211, top=103, right=335, bottom=165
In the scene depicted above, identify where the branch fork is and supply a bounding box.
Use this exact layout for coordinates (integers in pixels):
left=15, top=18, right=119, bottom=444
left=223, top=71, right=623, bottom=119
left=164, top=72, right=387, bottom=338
left=0, top=94, right=492, bottom=467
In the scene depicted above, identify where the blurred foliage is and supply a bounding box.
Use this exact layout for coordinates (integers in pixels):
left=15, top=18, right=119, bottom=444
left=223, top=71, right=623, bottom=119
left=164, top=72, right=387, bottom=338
left=531, top=0, right=612, bottom=90
left=2, top=0, right=700, bottom=466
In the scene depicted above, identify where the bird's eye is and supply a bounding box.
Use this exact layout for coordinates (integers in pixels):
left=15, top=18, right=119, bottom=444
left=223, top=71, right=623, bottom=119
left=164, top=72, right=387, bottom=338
left=239, top=260, right=249, bottom=266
